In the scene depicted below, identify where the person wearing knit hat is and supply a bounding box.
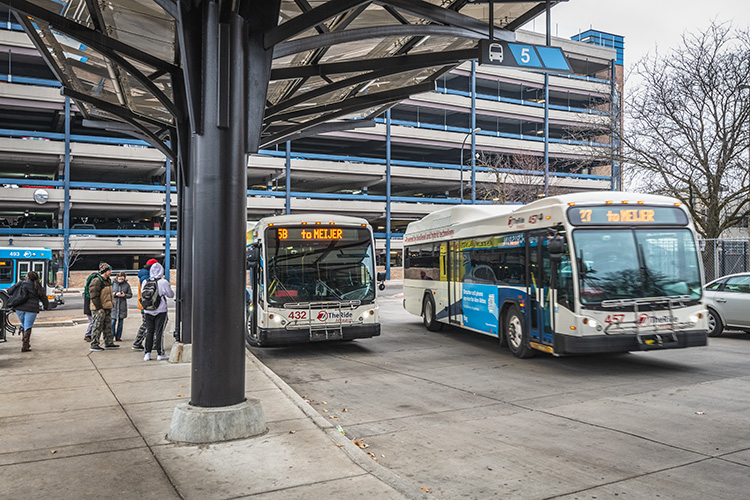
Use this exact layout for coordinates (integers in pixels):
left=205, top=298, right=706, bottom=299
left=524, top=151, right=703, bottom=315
left=146, top=259, right=158, bottom=266
left=89, top=262, right=119, bottom=351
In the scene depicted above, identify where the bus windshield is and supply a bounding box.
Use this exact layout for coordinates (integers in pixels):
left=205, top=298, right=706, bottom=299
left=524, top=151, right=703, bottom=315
left=573, top=229, right=702, bottom=304
left=265, top=226, right=375, bottom=305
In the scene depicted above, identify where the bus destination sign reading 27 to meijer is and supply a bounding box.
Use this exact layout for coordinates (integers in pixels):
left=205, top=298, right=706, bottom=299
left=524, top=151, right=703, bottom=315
left=568, top=206, right=689, bottom=226
left=478, top=39, right=572, bottom=73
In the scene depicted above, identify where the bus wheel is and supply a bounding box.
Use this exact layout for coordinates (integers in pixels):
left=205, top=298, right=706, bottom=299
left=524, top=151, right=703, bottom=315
left=707, top=308, right=723, bottom=337
left=505, top=305, right=534, bottom=358
left=423, top=295, right=442, bottom=332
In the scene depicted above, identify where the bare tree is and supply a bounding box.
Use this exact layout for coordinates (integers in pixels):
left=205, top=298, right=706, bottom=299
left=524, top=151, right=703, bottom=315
left=623, top=22, right=750, bottom=239
left=477, top=152, right=569, bottom=204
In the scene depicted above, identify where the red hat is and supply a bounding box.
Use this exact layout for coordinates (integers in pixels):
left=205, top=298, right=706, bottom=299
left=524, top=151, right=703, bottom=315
left=146, top=259, right=158, bottom=265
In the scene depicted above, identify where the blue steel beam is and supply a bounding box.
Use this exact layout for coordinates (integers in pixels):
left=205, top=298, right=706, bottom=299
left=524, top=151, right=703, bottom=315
left=285, top=141, right=291, bottom=214
left=470, top=60, right=477, bottom=204
left=63, top=97, right=71, bottom=288
left=385, top=109, right=392, bottom=280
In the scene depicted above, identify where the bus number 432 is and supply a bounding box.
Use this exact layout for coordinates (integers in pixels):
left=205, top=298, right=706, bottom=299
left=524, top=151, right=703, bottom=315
left=288, top=311, right=307, bottom=320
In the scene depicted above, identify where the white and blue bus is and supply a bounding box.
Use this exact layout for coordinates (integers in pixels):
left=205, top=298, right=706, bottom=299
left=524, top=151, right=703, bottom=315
left=0, top=247, right=63, bottom=310
left=403, top=192, right=708, bottom=358
left=245, top=214, right=382, bottom=346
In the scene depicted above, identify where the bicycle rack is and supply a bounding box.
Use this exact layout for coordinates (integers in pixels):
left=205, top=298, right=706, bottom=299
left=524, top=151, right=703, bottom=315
left=601, top=295, right=693, bottom=350
left=283, top=300, right=362, bottom=342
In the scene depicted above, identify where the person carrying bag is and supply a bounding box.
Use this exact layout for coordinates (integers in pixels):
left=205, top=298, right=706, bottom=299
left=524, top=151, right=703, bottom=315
left=6, top=270, right=49, bottom=352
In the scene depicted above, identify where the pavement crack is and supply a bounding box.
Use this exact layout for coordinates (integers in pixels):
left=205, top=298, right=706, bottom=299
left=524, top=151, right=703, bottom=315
left=87, top=354, right=185, bottom=500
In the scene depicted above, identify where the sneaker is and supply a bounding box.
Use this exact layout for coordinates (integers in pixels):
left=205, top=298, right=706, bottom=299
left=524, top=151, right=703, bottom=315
left=157, top=355, right=169, bottom=361
left=84, top=336, right=92, bottom=342
left=90, top=346, right=104, bottom=352
left=131, top=344, right=144, bottom=350
left=144, top=353, right=151, bottom=361
left=104, top=344, right=120, bottom=349
left=114, top=338, right=121, bottom=342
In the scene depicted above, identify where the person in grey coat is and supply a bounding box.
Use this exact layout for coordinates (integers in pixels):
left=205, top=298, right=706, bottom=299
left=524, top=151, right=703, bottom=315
left=111, top=272, right=133, bottom=341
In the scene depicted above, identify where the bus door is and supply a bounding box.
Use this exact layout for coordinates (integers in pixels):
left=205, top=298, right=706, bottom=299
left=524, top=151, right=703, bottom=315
left=528, top=232, right=554, bottom=347
left=17, top=260, right=46, bottom=286
left=448, top=240, right=462, bottom=325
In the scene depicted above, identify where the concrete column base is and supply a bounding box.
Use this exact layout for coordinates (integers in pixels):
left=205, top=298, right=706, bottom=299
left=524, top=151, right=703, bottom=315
left=167, top=399, right=266, bottom=444
left=168, top=342, right=191, bottom=364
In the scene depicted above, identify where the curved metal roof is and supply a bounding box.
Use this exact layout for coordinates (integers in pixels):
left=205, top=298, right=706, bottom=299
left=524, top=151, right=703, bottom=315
left=2, top=0, right=557, bottom=158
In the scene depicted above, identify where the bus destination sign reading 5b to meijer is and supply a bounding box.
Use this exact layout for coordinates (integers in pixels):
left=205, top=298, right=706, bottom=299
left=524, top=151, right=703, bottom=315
left=567, top=206, right=689, bottom=226
left=276, top=227, right=344, bottom=240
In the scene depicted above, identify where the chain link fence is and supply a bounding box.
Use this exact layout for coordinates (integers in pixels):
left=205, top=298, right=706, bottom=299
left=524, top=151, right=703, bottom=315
left=699, top=238, right=749, bottom=283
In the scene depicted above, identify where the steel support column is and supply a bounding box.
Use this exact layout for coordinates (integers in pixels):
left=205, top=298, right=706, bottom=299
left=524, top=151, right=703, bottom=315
left=62, top=97, right=71, bottom=287
left=285, top=141, right=291, bottom=214
left=164, top=157, right=171, bottom=276
left=470, top=60, right=477, bottom=204
left=385, top=109, right=391, bottom=280
left=189, top=5, right=249, bottom=407
left=543, top=0, right=550, bottom=197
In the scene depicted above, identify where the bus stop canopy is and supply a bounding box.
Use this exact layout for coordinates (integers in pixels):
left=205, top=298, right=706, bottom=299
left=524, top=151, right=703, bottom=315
left=3, top=0, right=557, bottom=159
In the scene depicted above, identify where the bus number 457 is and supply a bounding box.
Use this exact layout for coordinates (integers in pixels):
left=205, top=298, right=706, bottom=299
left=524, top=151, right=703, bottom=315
left=605, top=314, right=625, bottom=324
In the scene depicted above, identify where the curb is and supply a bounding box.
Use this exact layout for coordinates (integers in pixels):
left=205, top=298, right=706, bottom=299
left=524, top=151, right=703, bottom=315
left=34, top=318, right=89, bottom=328
left=246, top=352, right=430, bottom=500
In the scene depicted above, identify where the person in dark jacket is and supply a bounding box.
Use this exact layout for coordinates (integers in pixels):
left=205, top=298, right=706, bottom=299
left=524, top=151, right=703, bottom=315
left=7, top=270, right=49, bottom=352
left=111, top=272, right=133, bottom=342
left=132, top=259, right=157, bottom=350
left=88, top=262, right=119, bottom=352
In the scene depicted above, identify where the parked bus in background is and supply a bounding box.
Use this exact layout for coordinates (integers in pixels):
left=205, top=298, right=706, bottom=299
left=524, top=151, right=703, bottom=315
left=0, top=247, right=63, bottom=310
left=402, top=192, right=708, bottom=358
left=245, top=214, right=383, bottom=346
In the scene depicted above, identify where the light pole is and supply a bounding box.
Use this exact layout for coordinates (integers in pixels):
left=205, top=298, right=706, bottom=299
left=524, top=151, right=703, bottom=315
left=460, top=127, right=481, bottom=204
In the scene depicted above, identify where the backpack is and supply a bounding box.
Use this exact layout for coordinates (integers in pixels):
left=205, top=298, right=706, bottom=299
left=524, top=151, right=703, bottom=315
left=140, top=278, right=161, bottom=310
left=7, top=282, right=28, bottom=309
left=82, top=273, right=100, bottom=299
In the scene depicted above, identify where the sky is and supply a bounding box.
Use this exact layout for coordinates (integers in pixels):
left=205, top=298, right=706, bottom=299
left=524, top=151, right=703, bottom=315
left=522, top=0, right=748, bottom=82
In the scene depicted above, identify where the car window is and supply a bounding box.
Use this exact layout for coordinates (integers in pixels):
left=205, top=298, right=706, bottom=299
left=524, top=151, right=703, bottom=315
left=705, top=280, right=724, bottom=291
left=724, top=276, right=750, bottom=294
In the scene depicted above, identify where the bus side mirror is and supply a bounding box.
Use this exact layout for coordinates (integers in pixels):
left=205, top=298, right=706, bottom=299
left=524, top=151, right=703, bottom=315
left=246, top=244, right=260, bottom=268
left=377, top=271, right=386, bottom=291
left=549, top=236, right=565, bottom=262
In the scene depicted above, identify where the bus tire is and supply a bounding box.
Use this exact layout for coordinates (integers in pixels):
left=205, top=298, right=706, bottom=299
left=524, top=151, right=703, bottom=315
left=707, top=308, right=723, bottom=337
left=423, top=295, right=442, bottom=332
left=505, top=305, right=534, bottom=358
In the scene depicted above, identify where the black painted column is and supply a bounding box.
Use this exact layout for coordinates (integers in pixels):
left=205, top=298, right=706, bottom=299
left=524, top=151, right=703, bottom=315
left=190, top=5, right=248, bottom=407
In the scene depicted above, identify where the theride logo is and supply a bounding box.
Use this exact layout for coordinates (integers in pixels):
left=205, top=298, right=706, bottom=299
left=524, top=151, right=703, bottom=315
left=317, top=311, right=328, bottom=321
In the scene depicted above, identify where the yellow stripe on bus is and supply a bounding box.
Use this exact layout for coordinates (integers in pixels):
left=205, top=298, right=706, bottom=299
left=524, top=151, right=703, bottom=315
left=530, top=342, right=554, bottom=354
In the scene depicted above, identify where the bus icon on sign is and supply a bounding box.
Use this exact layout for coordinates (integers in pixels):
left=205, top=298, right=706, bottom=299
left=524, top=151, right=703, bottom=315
left=488, top=43, right=503, bottom=62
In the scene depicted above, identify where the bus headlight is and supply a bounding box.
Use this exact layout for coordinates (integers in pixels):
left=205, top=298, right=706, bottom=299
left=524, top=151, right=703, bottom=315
left=583, top=317, right=600, bottom=330
left=269, top=313, right=282, bottom=324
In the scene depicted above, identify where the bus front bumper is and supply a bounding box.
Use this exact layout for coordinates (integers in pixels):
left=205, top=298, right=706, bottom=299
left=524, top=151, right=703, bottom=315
left=554, top=329, right=708, bottom=355
left=253, top=324, right=381, bottom=347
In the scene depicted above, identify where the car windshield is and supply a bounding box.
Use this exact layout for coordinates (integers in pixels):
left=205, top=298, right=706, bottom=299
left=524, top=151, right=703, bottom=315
left=573, top=229, right=702, bottom=304
left=265, top=226, right=375, bottom=305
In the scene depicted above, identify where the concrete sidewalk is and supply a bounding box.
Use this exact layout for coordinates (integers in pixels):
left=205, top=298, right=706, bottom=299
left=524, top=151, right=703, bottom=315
left=0, top=320, right=427, bottom=499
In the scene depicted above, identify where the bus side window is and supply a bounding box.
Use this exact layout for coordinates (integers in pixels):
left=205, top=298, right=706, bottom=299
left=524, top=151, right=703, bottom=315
left=556, top=242, right=574, bottom=310
left=0, top=260, right=13, bottom=283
